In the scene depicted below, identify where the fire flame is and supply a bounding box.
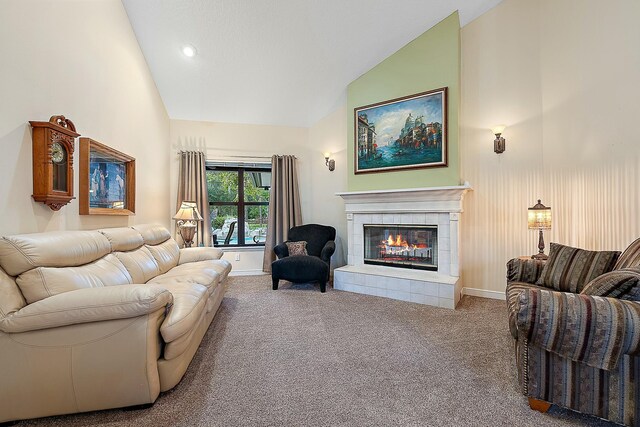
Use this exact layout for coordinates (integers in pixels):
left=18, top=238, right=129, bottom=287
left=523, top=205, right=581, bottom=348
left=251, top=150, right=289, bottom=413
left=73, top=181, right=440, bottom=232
left=381, top=234, right=427, bottom=250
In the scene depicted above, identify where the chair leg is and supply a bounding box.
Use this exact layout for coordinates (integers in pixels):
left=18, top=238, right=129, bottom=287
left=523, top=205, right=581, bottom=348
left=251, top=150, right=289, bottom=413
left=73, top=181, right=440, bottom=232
left=528, top=397, right=551, bottom=413
left=272, top=277, right=279, bottom=290
left=319, top=281, right=326, bottom=293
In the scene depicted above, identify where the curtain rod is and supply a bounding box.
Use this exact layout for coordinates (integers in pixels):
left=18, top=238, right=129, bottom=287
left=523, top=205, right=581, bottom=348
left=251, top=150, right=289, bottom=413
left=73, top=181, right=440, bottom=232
left=216, top=155, right=273, bottom=159
left=211, top=155, right=298, bottom=159
left=222, top=155, right=298, bottom=159
left=177, top=152, right=297, bottom=160
left=176, top=151, right=270, bottom=158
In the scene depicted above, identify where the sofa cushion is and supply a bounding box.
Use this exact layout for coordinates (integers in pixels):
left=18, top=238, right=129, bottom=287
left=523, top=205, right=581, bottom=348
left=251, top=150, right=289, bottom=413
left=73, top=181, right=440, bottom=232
left=0, top=268, right=25, bottom=319
left=133, top=224, right=171, bottom=246
left=98, top=227, right=144, bottom=252
left=146, top=240, right=180, bottom=275
left=615, top=238, right=640, bottom=270
left=535, top=243, right=620, bottom=293
left=114, top=246, right=160, bottom=284
left=178, top=247, right=224, bottom=264
left=158, top=282, right=208, bottom=343
left=163, top=307, right=207, bottom=360
left=581, top=268, right=640, bottom=301
left=0, top=231, right=111, bottom=277
left=271, top=255, right=329, bottom=283
left=16, top=254, right=133, bottom=304
left=0, top=285, right=172, bottom=333
left=148, top=260, right=231, bottom=290
left=213, top=259, right=232, bottom=281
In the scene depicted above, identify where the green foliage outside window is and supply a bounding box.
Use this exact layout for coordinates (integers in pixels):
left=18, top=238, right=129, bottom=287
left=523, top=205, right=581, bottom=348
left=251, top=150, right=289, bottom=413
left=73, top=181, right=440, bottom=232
left=207, top=171, right=238, bottom=203
left=207, top=168, right=270, bottom=245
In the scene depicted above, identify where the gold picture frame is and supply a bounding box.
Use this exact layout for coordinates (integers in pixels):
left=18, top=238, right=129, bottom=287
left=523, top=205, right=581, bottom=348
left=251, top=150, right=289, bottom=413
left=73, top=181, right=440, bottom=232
left=79, top=137, right=135, bottom=215
left=354, top=87, right=448, bottom=174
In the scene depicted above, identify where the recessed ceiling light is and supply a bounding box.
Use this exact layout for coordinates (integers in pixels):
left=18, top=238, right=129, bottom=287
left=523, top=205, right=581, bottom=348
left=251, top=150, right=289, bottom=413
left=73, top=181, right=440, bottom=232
left=182, top=45, right=197, bottom=57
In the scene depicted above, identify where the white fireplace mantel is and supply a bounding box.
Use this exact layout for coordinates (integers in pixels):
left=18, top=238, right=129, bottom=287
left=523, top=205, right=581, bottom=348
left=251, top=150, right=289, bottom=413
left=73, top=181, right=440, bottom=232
left=333, top=182, right=472, bottom=309
left=336, top=182, right=472, bottom=214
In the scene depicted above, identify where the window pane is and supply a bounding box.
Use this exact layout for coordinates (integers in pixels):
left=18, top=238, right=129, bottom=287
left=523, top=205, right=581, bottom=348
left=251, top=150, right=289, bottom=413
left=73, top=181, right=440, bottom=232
left=207, top=170, right=238, bottom=203
left=245, top=205, right=268, bottom=244
left=244, top=172, right=270, bottom=202
left=211, top=205, right=238, bottom=245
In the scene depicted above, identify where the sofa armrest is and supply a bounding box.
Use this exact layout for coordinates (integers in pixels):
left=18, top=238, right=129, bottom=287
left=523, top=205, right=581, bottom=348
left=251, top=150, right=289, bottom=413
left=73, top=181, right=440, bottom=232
left=178, top=247, right=223, bottom=265
left=274, top=242, right=289, bottom=259
left=0, top=285, right=172, bottom=334
left=321, top=241, right=336, bottom=264
left=516, top=288, right=640, bottom=370
left=507, top=257, right=547, bottom=285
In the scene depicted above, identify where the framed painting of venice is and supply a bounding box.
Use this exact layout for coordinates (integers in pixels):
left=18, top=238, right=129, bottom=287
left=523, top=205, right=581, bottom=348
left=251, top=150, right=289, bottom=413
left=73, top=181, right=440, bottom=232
left=354, top=87, right=447, bottom=174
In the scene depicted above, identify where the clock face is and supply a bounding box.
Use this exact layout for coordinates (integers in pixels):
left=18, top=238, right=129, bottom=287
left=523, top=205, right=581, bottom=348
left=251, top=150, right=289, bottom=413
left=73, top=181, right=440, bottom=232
left=51, top=142, right=66, bottom=164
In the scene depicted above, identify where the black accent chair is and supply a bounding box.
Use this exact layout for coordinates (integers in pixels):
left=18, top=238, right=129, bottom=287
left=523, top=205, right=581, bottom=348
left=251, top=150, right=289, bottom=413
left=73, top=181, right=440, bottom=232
left=271, top=224, right=336, bottom=293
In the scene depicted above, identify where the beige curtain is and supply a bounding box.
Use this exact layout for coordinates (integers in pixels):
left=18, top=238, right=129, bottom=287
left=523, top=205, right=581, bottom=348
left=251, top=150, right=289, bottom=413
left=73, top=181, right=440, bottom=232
left=176, top=151, right=211, bottom=247
left=262, top=155, right=303, bottom=272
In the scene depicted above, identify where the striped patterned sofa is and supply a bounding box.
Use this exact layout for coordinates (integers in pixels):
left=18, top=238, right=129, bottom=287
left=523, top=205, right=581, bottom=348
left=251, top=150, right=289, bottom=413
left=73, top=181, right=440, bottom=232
left=507, top=238, right=640, bottom=426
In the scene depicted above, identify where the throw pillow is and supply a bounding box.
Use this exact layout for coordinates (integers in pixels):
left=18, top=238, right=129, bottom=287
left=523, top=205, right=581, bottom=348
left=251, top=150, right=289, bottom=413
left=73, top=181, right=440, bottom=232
left=286, top=241, right=308, bottom=256
left=535, top=242, right=620, bottom=293
left=581, top=268, right=640, bottom=301
left=614, top=237, right=640, bottom=269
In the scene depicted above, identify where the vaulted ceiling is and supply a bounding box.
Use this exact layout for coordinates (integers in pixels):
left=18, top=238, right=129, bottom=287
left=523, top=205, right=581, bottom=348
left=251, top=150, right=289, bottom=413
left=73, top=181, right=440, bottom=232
left=122, top=0, right=502, bottom=127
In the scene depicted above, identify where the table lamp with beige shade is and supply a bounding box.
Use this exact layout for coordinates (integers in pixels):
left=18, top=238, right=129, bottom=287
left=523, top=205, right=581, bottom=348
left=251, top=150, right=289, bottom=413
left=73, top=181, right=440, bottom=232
left=528, top=199, right=552, bottom=260
left=173, top=201, right=203, bottom=248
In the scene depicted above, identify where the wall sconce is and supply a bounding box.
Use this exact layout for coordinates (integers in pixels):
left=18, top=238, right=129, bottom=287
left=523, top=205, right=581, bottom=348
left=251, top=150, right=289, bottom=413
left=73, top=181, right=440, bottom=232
left=528, top=199, right=552, bottom=260
left=492, top=125, right=506, bottom=154
left=323, top=152, right=335, bottom=171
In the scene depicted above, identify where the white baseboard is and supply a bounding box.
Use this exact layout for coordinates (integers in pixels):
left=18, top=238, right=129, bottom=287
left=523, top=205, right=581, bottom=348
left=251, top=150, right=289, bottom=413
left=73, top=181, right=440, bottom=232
left=462, top=287, right=505, bottom=300
left=228, top=270, right=268, bottom=277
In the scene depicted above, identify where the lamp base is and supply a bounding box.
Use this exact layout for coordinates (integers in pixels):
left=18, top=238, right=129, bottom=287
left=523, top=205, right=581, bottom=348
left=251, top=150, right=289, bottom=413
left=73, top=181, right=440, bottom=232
left=178, top=223, right=197, bottom=248
left=531, top=229, right=548, bottom=261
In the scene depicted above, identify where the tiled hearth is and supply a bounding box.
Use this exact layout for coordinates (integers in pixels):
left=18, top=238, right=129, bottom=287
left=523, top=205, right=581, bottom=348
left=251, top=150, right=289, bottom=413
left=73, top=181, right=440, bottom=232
left=334, top=184, right=471, bottom=309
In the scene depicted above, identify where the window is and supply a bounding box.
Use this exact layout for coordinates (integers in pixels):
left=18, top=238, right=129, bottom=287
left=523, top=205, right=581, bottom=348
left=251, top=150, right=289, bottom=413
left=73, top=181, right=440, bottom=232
left=206, top=163, right=271, bottom=247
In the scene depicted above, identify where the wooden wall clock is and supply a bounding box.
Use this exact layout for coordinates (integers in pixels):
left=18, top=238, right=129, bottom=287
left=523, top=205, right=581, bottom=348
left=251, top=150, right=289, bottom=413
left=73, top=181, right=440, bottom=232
left=29, top=115, right=80, bottom=211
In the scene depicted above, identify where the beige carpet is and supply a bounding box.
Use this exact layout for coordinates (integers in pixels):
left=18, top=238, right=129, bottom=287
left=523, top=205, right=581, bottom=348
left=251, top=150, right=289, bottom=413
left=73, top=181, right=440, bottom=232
left=20, top=275, right=615, bottom=427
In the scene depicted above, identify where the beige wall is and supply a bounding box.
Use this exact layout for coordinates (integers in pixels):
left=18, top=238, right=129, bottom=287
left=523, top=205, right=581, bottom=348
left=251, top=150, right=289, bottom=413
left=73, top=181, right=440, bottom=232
left=308, top=106, right=348, bottom=268
left=6, top=0, right=633, bottom=292
left=169, top=119, right=309, bottom=273
left=347, top=13, right=461, bottom=191
left=460, top=0, right=640, bottom=294
left=170, top=110, right=349, bottom=273
left=0, top=0, right=170, bottom=236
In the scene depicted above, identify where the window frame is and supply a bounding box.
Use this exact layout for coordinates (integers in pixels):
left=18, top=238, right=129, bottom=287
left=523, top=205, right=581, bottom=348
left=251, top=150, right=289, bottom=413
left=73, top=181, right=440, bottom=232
left=206, top=164, right=271, bottom=248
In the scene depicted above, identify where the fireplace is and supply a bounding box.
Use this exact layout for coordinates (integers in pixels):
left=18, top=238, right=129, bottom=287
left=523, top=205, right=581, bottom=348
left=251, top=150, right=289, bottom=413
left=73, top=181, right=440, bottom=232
left=335, top=184, right=472, bottom=308
left=364, top=224, right=437, bottom=271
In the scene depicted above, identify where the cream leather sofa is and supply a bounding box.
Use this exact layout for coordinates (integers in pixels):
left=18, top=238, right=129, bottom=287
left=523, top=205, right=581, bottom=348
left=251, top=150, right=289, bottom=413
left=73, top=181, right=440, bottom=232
left=0, top=224, right=231, bottom=423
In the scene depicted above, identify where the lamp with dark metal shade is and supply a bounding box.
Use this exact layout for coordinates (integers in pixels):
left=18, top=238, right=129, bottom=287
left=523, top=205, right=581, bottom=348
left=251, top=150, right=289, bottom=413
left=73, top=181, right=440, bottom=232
left=173, top=201, right=203, bottom=248
left=528, top=199, right=552, bottom=260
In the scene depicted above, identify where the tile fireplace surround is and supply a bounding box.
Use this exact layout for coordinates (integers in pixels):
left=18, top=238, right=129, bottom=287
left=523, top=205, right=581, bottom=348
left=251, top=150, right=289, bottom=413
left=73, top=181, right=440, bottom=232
left=334, top=183, right=472, bottom=309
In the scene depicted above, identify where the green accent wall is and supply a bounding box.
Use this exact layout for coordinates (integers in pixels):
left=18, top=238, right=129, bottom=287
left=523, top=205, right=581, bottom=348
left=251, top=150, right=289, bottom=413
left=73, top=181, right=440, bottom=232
left=347, top=12, right=460, bottom=191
